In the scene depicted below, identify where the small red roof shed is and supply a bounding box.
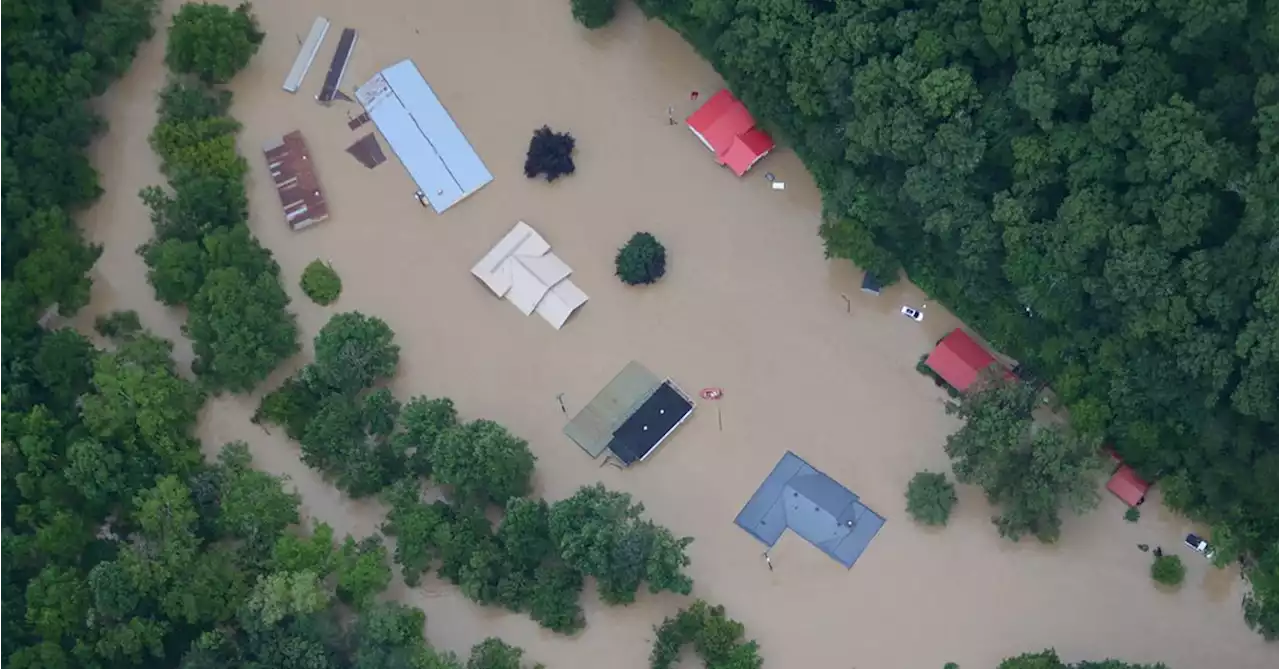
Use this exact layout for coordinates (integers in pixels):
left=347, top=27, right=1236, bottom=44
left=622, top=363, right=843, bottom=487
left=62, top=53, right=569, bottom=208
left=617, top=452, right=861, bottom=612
left=1106, top=465, right=1150, bottom=507
left=925, top=329, right=999, bottom=392
left=685, top=90, right=775, bottom=176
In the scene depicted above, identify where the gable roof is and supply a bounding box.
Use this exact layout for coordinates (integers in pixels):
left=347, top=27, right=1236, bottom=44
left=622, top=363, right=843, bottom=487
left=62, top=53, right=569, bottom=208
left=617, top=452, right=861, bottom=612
left=685, top=90, right=775, bottom=176
left=1106, top=465, right=1150, bottom=507
left=471, top=221, right=588, bottom=329
left=925, top=328, right=998, bottom=392
left=734, top=452, right=884, bottom=569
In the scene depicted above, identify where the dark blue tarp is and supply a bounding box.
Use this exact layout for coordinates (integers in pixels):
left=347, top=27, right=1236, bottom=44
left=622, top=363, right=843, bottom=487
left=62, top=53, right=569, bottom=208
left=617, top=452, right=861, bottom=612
left=733, top=451, right=884, bottom=569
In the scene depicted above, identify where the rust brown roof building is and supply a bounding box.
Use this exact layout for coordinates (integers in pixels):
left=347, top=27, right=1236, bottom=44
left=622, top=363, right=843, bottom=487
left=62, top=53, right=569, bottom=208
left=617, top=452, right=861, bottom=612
left=263, top=131, right=329, bottom=231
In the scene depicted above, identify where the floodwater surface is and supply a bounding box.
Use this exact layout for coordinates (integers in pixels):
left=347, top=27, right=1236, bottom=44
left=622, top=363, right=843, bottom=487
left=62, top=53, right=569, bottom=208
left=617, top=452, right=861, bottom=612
left=72, top=1, right=1275, bottom=667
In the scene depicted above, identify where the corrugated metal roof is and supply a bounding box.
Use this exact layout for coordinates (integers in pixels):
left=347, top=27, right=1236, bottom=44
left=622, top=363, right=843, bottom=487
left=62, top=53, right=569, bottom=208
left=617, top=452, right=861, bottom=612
left=925, top=328, right=999, bottom=392
left=356, top=59, right=492, bottom=214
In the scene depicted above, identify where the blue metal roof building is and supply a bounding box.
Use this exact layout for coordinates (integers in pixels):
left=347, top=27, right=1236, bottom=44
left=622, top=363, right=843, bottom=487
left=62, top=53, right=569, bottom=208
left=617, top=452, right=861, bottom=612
left=356, top=59, right=493, bottom=214
left=734, top=451, right=884, bottom=569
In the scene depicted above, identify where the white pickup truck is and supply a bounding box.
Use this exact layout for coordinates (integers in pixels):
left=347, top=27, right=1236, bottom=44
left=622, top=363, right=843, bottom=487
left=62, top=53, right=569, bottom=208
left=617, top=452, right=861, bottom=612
left=1184, top=533, right=1215, bottom=560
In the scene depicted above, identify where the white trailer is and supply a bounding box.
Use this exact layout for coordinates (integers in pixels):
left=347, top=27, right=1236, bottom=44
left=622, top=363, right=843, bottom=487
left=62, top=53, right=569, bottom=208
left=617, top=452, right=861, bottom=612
left=283, top=17, right=330, bottom=93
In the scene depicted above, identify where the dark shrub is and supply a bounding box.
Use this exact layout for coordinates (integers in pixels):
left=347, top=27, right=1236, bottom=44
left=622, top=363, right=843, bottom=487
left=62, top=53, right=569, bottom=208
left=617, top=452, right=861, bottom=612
left=1151, top=554, right=1185, bottom=586
left=615, top=233, right=666, bottom=286
left=524, top=126, right=576, bottom=182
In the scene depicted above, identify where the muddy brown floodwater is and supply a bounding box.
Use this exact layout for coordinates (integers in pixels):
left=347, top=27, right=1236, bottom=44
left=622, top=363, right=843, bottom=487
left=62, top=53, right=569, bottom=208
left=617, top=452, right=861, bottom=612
left=70, top=1, right=1275, bottom=667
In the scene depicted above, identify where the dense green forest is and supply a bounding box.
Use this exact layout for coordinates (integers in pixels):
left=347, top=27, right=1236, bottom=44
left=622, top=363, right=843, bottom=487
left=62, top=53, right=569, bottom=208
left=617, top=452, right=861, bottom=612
left=633, top=0, right=1278, bottom=637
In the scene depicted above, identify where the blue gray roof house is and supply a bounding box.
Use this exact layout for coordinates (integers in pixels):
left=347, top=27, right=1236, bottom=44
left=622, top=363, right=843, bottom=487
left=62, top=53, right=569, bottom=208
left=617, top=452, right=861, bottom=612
left=734, top=451, right=885, bottom=569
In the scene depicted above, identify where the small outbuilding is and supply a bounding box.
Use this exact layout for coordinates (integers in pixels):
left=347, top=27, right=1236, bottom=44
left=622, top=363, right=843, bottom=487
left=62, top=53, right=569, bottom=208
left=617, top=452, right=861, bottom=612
left=1106, top=465, right=1150, bottom=507
left=685, top=90, right=775, bottom=176
left=860, top=272, right=882, bottom=295
left=925, top=328, right=1004, bottom=392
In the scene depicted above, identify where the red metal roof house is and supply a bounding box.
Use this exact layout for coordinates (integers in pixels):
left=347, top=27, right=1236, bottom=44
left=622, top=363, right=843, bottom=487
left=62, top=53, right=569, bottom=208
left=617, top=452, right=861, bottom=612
left=925, top=328, right=1003, bottom=392
left=685, top=90, right=775, bottom=176
left=1106, top=465, right=1150, bottom=507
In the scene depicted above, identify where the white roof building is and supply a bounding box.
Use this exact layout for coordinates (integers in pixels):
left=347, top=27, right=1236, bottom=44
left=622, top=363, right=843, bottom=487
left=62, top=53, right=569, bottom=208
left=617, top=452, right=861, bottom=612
left=471, top=222, right=588, bottom=329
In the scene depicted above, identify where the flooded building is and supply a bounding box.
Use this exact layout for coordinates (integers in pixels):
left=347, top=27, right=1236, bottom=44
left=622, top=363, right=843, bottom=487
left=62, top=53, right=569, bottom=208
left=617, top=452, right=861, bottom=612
left=262, top=131, right=329, bottom=231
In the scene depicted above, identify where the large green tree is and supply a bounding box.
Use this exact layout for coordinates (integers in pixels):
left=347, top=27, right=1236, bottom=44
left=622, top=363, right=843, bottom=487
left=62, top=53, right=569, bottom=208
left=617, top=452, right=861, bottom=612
left=306, top=312, right=401, bottom=396
left=1242, top=542, right=1278, bottom=639
left=432, top=420, right=536, bottom=506
left=650, top=600, right=762, bottom=669
left=549, top=484, right=693, bottom=604
left=164, top=2, right=265, bottom=83
left=186, top=266, right=300, bottom=393
left=393, top=396, right=459, bottom=478
left=944, top=379, right=1105, bottom=543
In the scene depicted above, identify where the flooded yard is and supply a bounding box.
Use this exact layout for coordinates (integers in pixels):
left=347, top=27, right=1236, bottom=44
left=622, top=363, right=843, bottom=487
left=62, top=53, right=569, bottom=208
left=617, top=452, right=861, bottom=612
left=72, top=1, right=1274, bottom=667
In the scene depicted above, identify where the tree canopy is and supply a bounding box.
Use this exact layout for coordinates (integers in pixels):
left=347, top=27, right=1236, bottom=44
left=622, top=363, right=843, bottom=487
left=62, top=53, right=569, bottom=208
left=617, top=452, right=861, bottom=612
left=1151, top=554, right=1186, bottom=587
left=302, top=260, right=344, bottom=305
left=3, top=324, right=533, bottom=669
left=548, top=483, right=694, bottom=605
left=944, top=378, right=1105, bottom=543
left=524, top=126, right=577, bottom=181
left=998, top=649, right=1167, bottom=669
left=570, top=0, right=618, bottom=30
left=431, top=419, right=537, bottom=506
left=141, top=67, right=298, bottom=394
left=905, top=471, right=957, bottom=527
left=615, top=232, right=668, bottom=286
left=307, top=312, right=401, bottom=396
left=649, top=600, right=762, bottom=669
left=2, top=0, right=158, bottom=390
left=165, top=1, right=265, bottom=83
left=635, top=0, right=1278, bottom=634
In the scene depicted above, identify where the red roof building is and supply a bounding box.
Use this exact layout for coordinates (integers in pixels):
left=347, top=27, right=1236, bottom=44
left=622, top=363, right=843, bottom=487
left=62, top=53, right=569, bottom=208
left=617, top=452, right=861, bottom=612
left=685, top=90, right=775, bottom=176
left=925, top=329, right=1001, bottom=392
left=1106, top=465, right=1150, bottom=507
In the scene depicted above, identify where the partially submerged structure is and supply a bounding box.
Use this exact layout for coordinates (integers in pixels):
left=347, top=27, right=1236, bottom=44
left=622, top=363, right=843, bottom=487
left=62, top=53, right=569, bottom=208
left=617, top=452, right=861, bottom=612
left=471, top=221, right=588, bottom=329
left=346, top=133, right=386, bottom=169
left=318, top=28, right=357, bottom=103
left=564, top=361, right=696, bottom=466
left=685, top=89, right=775, bottom=176
left=356, top=59, right=493, bottom=213
left=262, top=131, right=329, bottom=231
left=283, top=17, right=329, bottom=93
left=735, top=452, right=884, bottom=569
left=860, top=272, right=882, bottom=295
left=924, top=328, right=1010, bottom=392
left=1103, top=448, right=1151, bottom=507
left=1107, top=465, right=1150, bottom=507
